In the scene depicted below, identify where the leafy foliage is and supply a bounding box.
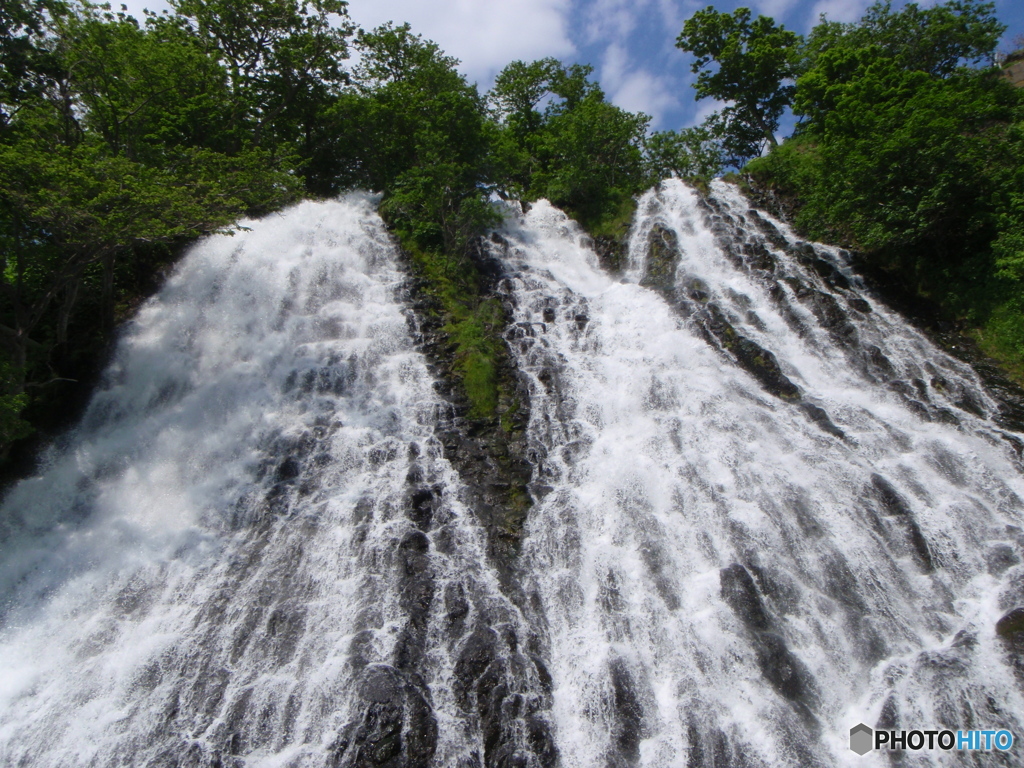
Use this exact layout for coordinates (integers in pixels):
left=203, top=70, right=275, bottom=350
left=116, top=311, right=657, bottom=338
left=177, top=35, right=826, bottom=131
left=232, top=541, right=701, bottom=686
left=676, top=6, right=800, bottom=162
left=0, top=0, right=309, bottom=458
left=644, top=125, right=724, bottom=184
left=0, top=0, right=666, bottom=457
left=488, top=58, right=649, bottom=229
left=736, top=0, right=1024, bottom=377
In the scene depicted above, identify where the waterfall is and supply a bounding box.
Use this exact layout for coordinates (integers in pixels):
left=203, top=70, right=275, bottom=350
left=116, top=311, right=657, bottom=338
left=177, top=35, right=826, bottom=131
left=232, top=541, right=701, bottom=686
left=1, top=182, right=1022, bottom=767
left=493, top=179, right=1024, bottom=767
left=0, top=195, right=553, bottom=768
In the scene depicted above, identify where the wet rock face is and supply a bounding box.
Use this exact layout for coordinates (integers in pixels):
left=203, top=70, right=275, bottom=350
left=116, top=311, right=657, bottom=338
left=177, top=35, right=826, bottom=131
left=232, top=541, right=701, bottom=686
left=452, top=626, right=558, bottom=768
left=332, top=665, right=438, bottom=768
left=870, top=475, right=934, bottom=572
left=720, top=563, right=770, bottom=632
left=720, top=564, right=817, bottom=722
left=593, top=234, right=627, bottom=273
left=606, top=657, right=650, bottom=768
left=698, top=305, right=801, bottom=402
left=995, top=606, right=1024, bottom=695
left=640, top=225, right=679, bottom=292
left=402, top=240, right=533, bottom=582
left=636, top=220, right=805, bottom=405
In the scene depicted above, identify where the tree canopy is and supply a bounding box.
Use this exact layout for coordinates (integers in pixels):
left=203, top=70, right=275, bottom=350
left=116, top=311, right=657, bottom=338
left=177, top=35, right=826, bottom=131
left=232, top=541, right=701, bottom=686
left=676, top=6, right=800, bottom=163
left=726, top=0, right=1024, bottom=375
left=0, top=0, right=664, bottom=458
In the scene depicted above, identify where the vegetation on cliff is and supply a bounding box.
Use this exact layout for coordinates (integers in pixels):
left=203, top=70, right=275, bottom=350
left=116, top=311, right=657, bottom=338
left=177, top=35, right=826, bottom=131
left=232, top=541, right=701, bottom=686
left=677, top=1, right=1024, bottom=380
left=5, top=0, right=1023, bottom=471
left=0, top=0, right=678, bottom=467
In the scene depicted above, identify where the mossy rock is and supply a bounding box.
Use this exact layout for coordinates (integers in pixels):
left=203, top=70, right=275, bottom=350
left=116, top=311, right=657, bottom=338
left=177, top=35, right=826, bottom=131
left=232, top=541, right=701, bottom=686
left=997, top=607, right=1024, bottom=641
left=702, top=305, right=801, bottom=401
left=640, top=224, right=679, bottom=292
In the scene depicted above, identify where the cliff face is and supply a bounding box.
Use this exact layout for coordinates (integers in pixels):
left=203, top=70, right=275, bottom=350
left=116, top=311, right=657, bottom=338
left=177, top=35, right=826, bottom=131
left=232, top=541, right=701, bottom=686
left=1004, top=51, right=1024, bottom=87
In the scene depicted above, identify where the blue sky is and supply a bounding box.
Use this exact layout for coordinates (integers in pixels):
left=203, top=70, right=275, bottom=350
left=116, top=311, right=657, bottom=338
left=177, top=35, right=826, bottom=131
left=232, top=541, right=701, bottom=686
left=123, top=0, right=1024, bottom=132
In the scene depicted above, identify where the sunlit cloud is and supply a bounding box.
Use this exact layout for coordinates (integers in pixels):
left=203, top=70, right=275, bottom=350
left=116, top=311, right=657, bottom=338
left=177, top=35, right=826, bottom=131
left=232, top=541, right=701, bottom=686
left=600, top=42, right=680, bottom=127
left=807, top=0, right=872, bottom=26
left=754, top=0, right=804, bottom=20
left=580, top=0, right=651, bottom=44
left=346, top=0, right=575, bottom=87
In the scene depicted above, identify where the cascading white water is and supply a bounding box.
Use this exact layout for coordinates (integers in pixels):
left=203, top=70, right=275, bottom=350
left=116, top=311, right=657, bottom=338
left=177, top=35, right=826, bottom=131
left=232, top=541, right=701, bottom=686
left=493, top=179, right=1024, bottom=767
left=0, top=195, right=552, bottom=768
left=3, top=181, right=1023, bottom=768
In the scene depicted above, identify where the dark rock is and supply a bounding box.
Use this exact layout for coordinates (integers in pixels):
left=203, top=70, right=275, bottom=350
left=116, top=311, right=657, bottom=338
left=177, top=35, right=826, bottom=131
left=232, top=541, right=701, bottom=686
left=801, top=288, right=859, bottom=344
left=720, top=564, right=770, bottom=632
left=681, top=277, right=711, bottom=304
left=993, top=608, right=1024, bottom=694
left=609, top=657, right=648, bottom=765
left=864, top=345, right=895, bottom=380
left=700, top=305, right=801, bottom=401
left=264, top=601, right=306, bottom=665
left=348, top=630, right=376, bottom=671
left=997, top=608, right=1024, bottom=642
left=454, top=627, right=499, bottom=709
left=408, top=486, right=438, bottom=530
left=593, top=234, right=627, bottom=273
left=741, top=240, right=775, bottom=271
left=444, top=582, right=470, bottom=632
left=275, top=457, right=300, bottom=483
left=987, top=544, right=1020, bottom=576
left=400, top=237, right=535, bottom=585
left=870, top=475, right=934, bottom=571
left=755, top=631, right=808, bottom=702
left=800, top=402, right=845, bottom=439
left=333, top=665, right=437, bottom=768
left=640, top=225, right=679, bottom=291
left=526, top=714, right=558, bottom=768
left=871, top=474, right=912, bottom=517
left=808, top=258, right=850, bottom=290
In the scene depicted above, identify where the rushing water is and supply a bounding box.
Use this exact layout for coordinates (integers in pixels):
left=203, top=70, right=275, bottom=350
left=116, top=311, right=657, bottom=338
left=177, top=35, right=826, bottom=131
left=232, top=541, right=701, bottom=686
left=0, top=195, right=551, bottom=768
left=1, top=182, right=1023, bottom=767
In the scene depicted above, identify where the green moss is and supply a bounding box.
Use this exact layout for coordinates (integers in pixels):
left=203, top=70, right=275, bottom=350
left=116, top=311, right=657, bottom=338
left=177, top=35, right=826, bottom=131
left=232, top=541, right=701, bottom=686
left=970, top=300, right=1024, bottom=386
left=580, top=194, right=637, bottom=242
left=499, top=396, right=521, bottom=434
left=401, top=240, right=510, bottom=420
left=445, top=300, right=506, bottom=419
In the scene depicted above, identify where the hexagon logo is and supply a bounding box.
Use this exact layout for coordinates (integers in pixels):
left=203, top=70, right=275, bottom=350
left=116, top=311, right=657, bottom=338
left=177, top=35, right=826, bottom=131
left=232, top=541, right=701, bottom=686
left=850, top=723, right=873, bottom=755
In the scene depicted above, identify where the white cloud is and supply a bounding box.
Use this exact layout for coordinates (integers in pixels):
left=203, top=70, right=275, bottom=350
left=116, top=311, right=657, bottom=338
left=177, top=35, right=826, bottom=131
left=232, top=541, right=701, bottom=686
left=119, top=0, right=574, bottom=89
left=807, top=0, right=871, bottom=26
left=656, top=0, right=690, bottom=38
left=580, top=0, right=651, bottom=44
left=686, top=98, right=722, bottom=129
left=346, top=0, right=575, bottom=87
left=120, top=0, right=173, bottom=19
left=600, top=42, right=680, bottom=127
left=754, top=0, right=803, bottom=20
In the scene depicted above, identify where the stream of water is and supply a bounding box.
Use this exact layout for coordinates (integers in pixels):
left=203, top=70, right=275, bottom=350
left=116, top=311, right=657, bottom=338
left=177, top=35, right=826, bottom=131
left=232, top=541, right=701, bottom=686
left=1, top=182, right=1022, bottom=767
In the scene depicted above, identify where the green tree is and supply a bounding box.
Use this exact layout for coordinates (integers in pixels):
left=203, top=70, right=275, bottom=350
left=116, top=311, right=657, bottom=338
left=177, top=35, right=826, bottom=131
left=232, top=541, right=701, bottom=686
left=742, top=0, right=1024, bottom=376
left=488, top=59, right=649, bottom=227
left=52, top=3, right=233, bottom=161
left=644, top=125, right=724, bottom=183
left=351, top=23, right=495, bottom=257
left=676, top=6, right=800, bottom=162
left=1, top=0, right=61, bottom=131
left=795, top=0, right=1004, bottom=128
left=169, top=0, right=352, bottom=150
left=0, top=0, right=300, bottom=456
